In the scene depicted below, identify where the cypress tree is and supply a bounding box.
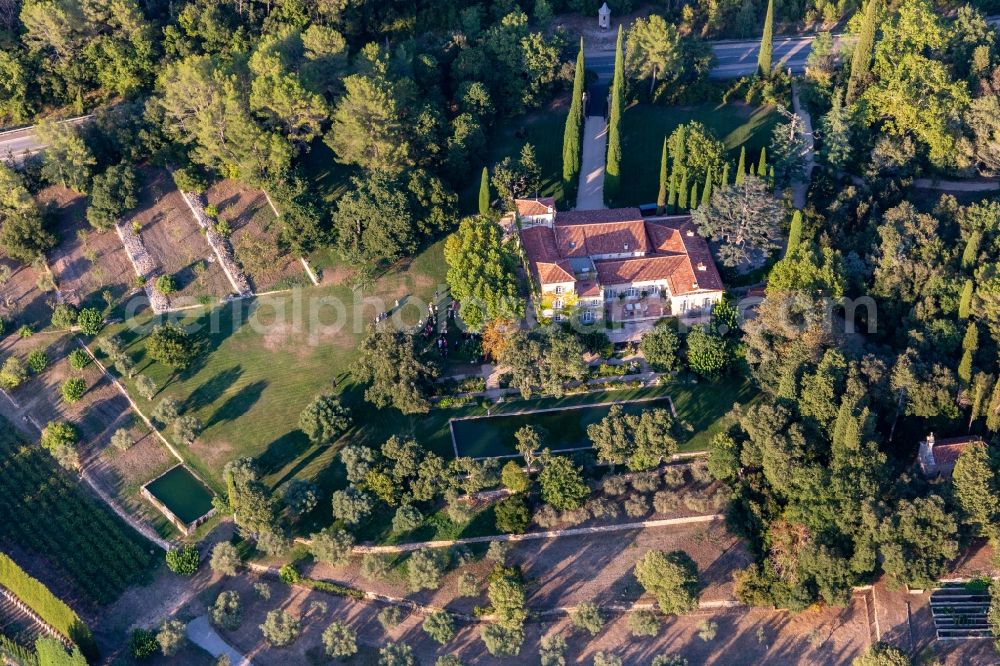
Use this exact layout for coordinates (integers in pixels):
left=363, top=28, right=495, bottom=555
left=689, top=181, right=698, bottom=210
left=970, top=373, right=994, bottom=431
left=721, top=163, right=730, bottom=188
left=758, top=0, right=775, bottom=76
left=678, top=170, right=688, bottom=209
left=987, top=378, right=1000, bottom=433
left=668, top=169, right=678, bottom=211
left=735, top=147, right=746, bottom=186
left=768, top=165, right=775, bottom=189
left=757, top=147, right=767, bottom=176
left=959, top=322, right=979, bottom=385
left=962, top=231, right=981, bottom=271
left=605, top=26, right=624, bottom=204
left=847, top=0, right=880, bottom=104
left=562, top=40, right=586, bottom=199
left=701, top=167, right=713, bottom=207
left=787, top=210, right=803, bottom=253
left=749, top=162, right=757, bottom=177
left=673, top=124, right=687, bottom=168
left=959, top=279, right=974, bottom=320
left=478, top=167, right=490, bottom=216
left=657, top=138, right=669, bottom=214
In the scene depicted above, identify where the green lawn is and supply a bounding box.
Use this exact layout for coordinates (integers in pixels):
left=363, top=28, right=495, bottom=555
left=99, top=238, right=451, bottom=494
left=458, top=96, right=569, bottom=213
left=615, top=102, right=780, bottom=207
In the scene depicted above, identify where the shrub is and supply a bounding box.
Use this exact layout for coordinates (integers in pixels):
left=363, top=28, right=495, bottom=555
left=624, top=494, right=651, bottom=518
left=560, top=507, right=590, bottom=526
left=480, top=624, right=524, bottom=657
left=853, top=642, right=911, bottom=666
left=76, top=308, right=103, bottom=336
left=50, top=303, right=77, bottom=329
left=458, top=571, right=480, bottom=597
left=495, top=495, right=530, bottom=534
left=152, top=397, right=180, bottom=426
left=209, top=542, right=240, bottom=576
left=422, top=610, right=456, bottom=644
left=594, top=653, right=623, bottom=666
left=26, top=349, right=47, bottom=373
left=501, top=461, right=530, bottom=493
left=486, top=540, right=510, bottom=564
left=361, top=553, right=391, bottom=581
left=0, top=357, right=27, bottom=389
left=256, top=528, right=291, bottom=557
left=253, top=582, right=271, bottom=599
left=628, top=609, right=661, bottom=637
left=379, top=642, right=416, bottom=665
left=322, top=621, right=357, bottom=659
left=634, top=550, right=700, bottom=616
left=17, top=325, right=33, bottom=338
left=331, top=488, right=373, bottom=526
left=260, top=609, right=300, bottom=647
left=683, top=495, right=710, bottom=513
left=209, top=591, right=242, bottom=630
left=662, top=466, right=686, bottom=488
left=651, top=656, right=688, bottom=666
left=640, top=324, right=681, bottom=372
left=571, top=602, right=604, bottom=636
left=697, top=619, right=718, bottom=641
left=308, top=529, right=354, bottom=567
left=165, top=545, right=200, bottom=575
left=172, top=166, right=208, bottom=193
left=68, top=349, right=90, bottom=370
left=539, top=632, right=568, bottom=666
left=407, top=549, right=443, bottom=592
left=298, top=393, right=352, bottom=445
left=436, top=656, right=462, bottom=666
left=534, top=504, right=560, bottom=528
left=602, top=475, right=628, bottom=496
left=631, top=471, right=661, bottom=493
left=654, top=491, right=681, bottom=514
left=278, top=564, right=300, bottom=584
left=392, top=505, right=424, bottom=533
left=129, top=628, right=158, bottom=660
left=110, top=428, right=133, bottom=452
left=377, top=606, right=403, bottom=629
left=135, top=374, right=157, bottom=400
left=587, top=497, right=620, bottom=520
left=146, top=323, right=195, bottom=369
left=61, top=377, right=87, bottom=403
left=157, top=618, right=186, bottom=656
left=173, top=415, right=202, bottom=443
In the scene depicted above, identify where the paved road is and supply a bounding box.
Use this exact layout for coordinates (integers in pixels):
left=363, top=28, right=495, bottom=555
left=0, top=115, right=91, bottom=164
left=186, top=616, right=252, bottom=666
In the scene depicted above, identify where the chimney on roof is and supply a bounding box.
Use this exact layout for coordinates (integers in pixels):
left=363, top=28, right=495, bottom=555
left=624, top=243, right=629, bottom=251
left=686, top=229, right=695, bottom=237
left=697, top=262, right=706, bottom=271
left=919, top=433, right=936, bottom=475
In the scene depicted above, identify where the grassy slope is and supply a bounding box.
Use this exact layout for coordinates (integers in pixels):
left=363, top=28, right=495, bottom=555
left=616, top=102, right=779, bottom=207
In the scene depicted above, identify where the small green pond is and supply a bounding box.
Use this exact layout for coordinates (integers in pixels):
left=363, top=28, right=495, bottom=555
left=145, top=465, right=215, bottom=525
left=451, top=397, right=674, bottom=458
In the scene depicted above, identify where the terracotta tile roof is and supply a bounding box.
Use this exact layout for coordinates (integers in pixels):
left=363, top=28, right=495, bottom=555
left=554, top=221, right=649, bottom=257
left=518, top=210, right=724, bottom=294
left=520, top=226, right=574, bottom=285
left=515, top=197, right=556, bottom=217
left=931, top=443, right=971, bottom=469
left=577, top=280, right=601, bottom=297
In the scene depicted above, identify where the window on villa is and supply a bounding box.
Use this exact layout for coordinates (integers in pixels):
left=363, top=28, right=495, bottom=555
left=582, top=310, right=594, bottom=323
left=680, top=300, right=688, bottom=313
left=553, top=299, right=563, bottom=309
left=626, top=287, right=638, bottom=298
left=703, top=298, right=712, bottom=308
left=554, top=313, right=563, bottom=322
left=555, top=286, right=563, bottom=294
left=604, top=289, right=615, bottom=300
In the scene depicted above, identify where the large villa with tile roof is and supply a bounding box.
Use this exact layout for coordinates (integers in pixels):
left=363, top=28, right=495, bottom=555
left=513, top=197, right=725, bottom=324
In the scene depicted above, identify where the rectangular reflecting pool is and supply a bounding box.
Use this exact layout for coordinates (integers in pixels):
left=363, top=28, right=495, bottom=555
left=142, top=465, right=215, bottom=533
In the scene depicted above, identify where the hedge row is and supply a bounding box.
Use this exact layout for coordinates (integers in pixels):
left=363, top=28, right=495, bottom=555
left=0, top=552, right=96, bottom=659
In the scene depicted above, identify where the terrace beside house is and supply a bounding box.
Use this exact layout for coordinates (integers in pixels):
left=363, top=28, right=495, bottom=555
left=513, top=198, right=725, bottom=324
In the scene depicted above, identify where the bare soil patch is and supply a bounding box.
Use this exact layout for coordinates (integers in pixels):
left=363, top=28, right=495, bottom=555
left=126, top=167, right=233, bottom=307
left=0, top=254, right=52, bottom=330
left=39, top=185, right=136, bottom=309
left=204, top=180, right=306, bottom=293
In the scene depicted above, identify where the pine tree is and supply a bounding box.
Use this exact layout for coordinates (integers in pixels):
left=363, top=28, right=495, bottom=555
left=757, top=147, right=767, bottom=176
left=735, top=147, right=746, bottom=186
left=959, top=279, right=974, bottom=320
left=787, top=209, right=803, bottom=253
left=846, top=0, right=880, bottom=104
left=677, top=170, right=689, bottom=209
left=657, top=138, right=669, bottom=214
left=689, top=181, right=698, bottom=210
left=605, top=26, right=624, bottom=204
left=721, top=163, right=730, bottom=188
left=479, top=167, right=491, bottom=216
left=962, top=231, right=981, bottom=271
left=701, top=167, right=713, bottom=207
left=758, top=0, right=775, bottom=76
left=959, top=322, right=979, bottom=385
left=561, top=41, right=585, bottom=200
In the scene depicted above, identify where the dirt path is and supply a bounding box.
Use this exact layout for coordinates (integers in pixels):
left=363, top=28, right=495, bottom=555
left=348, top=513, right=724, bottom=554
left=790, top=82, right=815, bottom=209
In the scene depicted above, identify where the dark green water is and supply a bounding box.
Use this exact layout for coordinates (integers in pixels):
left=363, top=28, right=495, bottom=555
left=452, top=397, right=673, bottom=458
left=145, top=466, right=214, bottom=525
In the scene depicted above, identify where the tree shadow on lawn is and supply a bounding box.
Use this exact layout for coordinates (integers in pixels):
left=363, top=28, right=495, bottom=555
left=184, top=365, right=244, bottom=413
left=207, top=379, right=266, bottom=428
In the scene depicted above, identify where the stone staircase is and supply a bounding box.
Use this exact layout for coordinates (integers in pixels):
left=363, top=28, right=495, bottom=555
left=930, top=583, right=992, bottom=640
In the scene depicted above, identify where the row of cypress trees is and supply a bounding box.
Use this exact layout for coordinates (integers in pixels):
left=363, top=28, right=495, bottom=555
left=605, top=26, right=625, bottom=204
left=561, top=39, right=587, bottom=203
left=655, top=141, right=774, bottom=214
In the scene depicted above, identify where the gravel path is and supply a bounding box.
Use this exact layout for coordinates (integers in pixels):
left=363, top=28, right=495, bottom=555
left=577, top=116, right=609, bottom=210
left=790, top=82, right=815, bottom=209
left=187, top=616, right=253, bottom=666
